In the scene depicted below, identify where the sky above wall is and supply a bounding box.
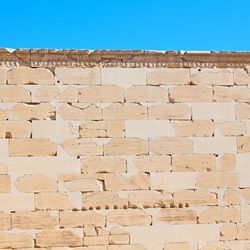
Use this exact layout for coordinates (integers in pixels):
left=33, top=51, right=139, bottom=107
left=0, top=0, right=249, bottom=51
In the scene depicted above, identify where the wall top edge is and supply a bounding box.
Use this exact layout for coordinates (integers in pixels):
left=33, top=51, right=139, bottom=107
left=0, top=48, right=250, bottom=68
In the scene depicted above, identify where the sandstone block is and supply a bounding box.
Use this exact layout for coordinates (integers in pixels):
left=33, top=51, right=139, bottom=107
left=172, top=154, right=215, bottom=172
left=174, top=190, right=217, bottom=206
left=169, top=85, right=212, bottom=102
left=157, top=208, right=197, bottom=224
left=35, top=85, right=59, bottom=102
left=0, top=68, right=7, bottom=84
left=55, top=86, right=78, bottom=102
left=0, top=194, right=34, bottom=211
left=11, top=103, right=55, bottom=120
left=15, top=175, right=57, bottom=193
left=236, top=103, right=250, bottom=120
left=147, top=68, right=190, bottom=85
left=150, top=138, right=192, bottom=154
left=9, top=138, right=56, bottom=156
left=0, top=139, right=8, bottom=156
left=239, top=169, right=250, bottom=188
left=61, top=138, right=103, bottom=156
left=79, top=86, right=123, bottom=102
left=56, top=67, right=100, bottom=85
left=64, top=178, right=102, bottom=192
left=84, top=235, right=108, bottom=246
left=103, top=103, right=147, bottom=120
left=0, top=121, right=31, bottom=138
left=196, top=172, right=238, bottom=188
left=220, top=224, right=237, bottom=241
left=82, top=191, right=127, bottom=209
left=36, top=229, right=82, bottom=247
left=60, top=211, right=105, bottom=227
left=125, top=120, right=170, bottom=137
left=107, top=209, right=151, bottom=226
left=80, top=121, right=124, bottom=138
left=164, top=242, right=194, bottom=250
left=241, top=206, right=250, bottom=223
left=190, top=68, right=233, bottom=85
left=148, top=103, right=191, bottom=120
left=0, top=85, right=30, bottom=102
left=241, top=189, right=250, bottom=204
left=8, top=67, right=54, bottom=85
left=0, top=212, right=10, bottom=229
left=0, top=109, right=7, bottom=120
left=125, top=86, right=168, bottom=102
left=58, top=103, right=102, bottom=120
left=237, top=223, right=250, bottom=240
left=108, top=245, right=146, bottom=250
left=35, top=193, right=72, bottom=210
left=129, top=190, right=173, bottom=208
left=234, top=69, right=250, bottom=85
left=193, top=137, right=236, bottom=154
left=215, top=121, right=246, bottom=136
left=223, top=189, right=240, bottom=205
left=12, top=211, right=58, bottom=229
left=109, top=234, right=129, bottom=245
left=218, top=154, right=235, bottom=171
left=104, top=138, right=148, bottom=155
left=81, top=156, right=126, bottom=173
left=0, top=175, right=10, bottom=193
left=104, top=173, right=149, bottom=191
left=237, top=136, right=250, bottom=153
left=102, top=68, right=146, bottom=86
left=192, top=103, right=235, bottom=120
left=0, top=232, right=33, bottom=248
left=133, top=155, right=171, bottom=172
left=171, top=120, right=213, bottom=136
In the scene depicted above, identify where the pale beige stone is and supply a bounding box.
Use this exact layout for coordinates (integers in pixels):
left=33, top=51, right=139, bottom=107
left=234, top=69, right=250, bottom=85
left=103, top=103, right=147, bottom=120
left=109, top=234, right=129, bottom=245
left=9, top=138, right=56, bottom=156
left=169, top=85, right=212, bottom=102
left=79, top=86, right=123, bottom=102
left=11, top=103, right=55, bottom=120
left=220, top=224, right=237, bottom=240
left=213, top=86, right=250, bottom=102
left=237, top=223, right=250, bottom=240
left=164, top=242, right=193, bottom=250
left=9, top=67, right=54, bottom=85
left=216, top=121, right=246, bottom=136
left=58, top=173, right=106, bottom=182
left=104, top=173, right=149, bottom=191
left=36, top=229, right=82, bottom=247
left=0, top=109, right=7, bottom=120
left=237, top=136, right=250, bottom=153
left=35, top=85, right=59, bottom=102
left=64, top=178, right=102, bottom=192
left=239, top=169, right=250, bottom=188
left=32, top=121, right=78, bottom=138
left=61, top=138, right=103, bottom=156
left=193, top=137, right=236, bottom=154
left=15, top=175, right=57, bottom=193
left=150, top=138, right=192, bottom=154
left=0, top=175, right=10, bottom=193
left=196, top=172, right=238, bottom=188
left=218, top=154, right=235, bottom=171
left=107, top=209, right=151, bottom=226
left=125, top=120, right=170, bottom=137
left=0, top=163, right=7, bottom=174
left=241, top=189, right=250, bottom=204
left=223, top=189, right=240, bottom=205
left=0, top=212, right=10, bottom=229
left=190, top=68, right=233, bottom=85
left=174, top=190, right=217, bottom=206
left=0, top=194, right=34, bottom=211
left=81, top=156, right=126, bottom=173
left=125, top=86, right=168, bottom=102
left=0, top=68, right=7, bottom=84
left=192, top=103, right=235, bottom=120
left=147, top=68, right=190, bottom=85
left=172, top=154, right=215, bottom=172
left=202, top=241, right=240, bottom=250
left=56, top=67, right=100, bottom=85
left=0, top=139, right=8, bottom=156
left=104, top=138, right=148, bottom=155
left=102, top=68, right=146, bottom=85
left=84, top=235, right=108, bottom=246
left=108, top=245, right=146, bottom=250
left=0, top=232, right=34, bottom=248
left=55, top=86, right=78, bottom=102
left=60, top=211, right=105, bottom=227
left=35, top=193, right=72, bottom=210
left=80, top=121, right=124, bottom=138
left=0, top=85, right=30, bottom=102
left=129, top=190, right=173, bottom=208
left=133, top=155, right=171, bottom=172
left=172, top=120, right=213, bottom=136
left=148, top=103, right=191, bottom=120
left=151, top=172, right=196, bottom=190
left=0, top=121, right=31, bottom=138
left=241, top=206, right=250, bottom=223
left=82, top=191, right=127, bottom=209
left=12, top=211, right=58, bottom=229
left=58, top=103, right=102, bottom=120
left=236, top=103, right=250, bottom=120
left=157, top=208, right=196, bottom=224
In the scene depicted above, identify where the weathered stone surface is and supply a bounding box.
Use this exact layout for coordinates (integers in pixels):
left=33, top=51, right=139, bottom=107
left=220, top=224, right=237, bottom=241
left=0, top=232, right=34, bottom=248
left=0, top=68, right=7, bottom=84
left=0, top=85, right=30, bottom=102
left=218, top=154, right=236, bottom=171
left=223, top=189, right=240, bottom=205
left=0, top=175, right=10, bottom=193
left=234, top=69, right=250, bottom=85
left=35, top=85, right=59, bottom=102
left=63, top=178, right=102, bottom=192
left=164, top=242, right=193, bottom=250
left=0, top=212, right=10, bottom=229
left=236, top=103, right=250, bottom=120
left=0, top=121, right=31, bottom=138
left=55, top=86, right=78, bottom=102
left=237, top=136, right=250, bottom=153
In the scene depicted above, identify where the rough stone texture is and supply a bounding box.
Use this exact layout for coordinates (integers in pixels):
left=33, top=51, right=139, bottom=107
left=0, top=50, right=249, bottom=248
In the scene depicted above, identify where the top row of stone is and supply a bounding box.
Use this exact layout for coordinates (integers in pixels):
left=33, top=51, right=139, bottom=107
left=0, top=67, right=249, bottom=86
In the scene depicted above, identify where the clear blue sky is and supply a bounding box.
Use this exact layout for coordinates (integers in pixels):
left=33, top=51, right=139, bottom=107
left=0, top=0, right=249, bottom=51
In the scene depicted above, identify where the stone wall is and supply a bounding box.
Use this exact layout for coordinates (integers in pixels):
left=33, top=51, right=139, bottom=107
left=0, top=49, right=250, bottom=249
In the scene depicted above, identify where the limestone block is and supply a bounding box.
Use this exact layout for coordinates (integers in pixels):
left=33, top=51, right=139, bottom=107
left=0, top=121, right=31, bottom=138
left=35, top=85, right=59, bottom=102
left=55, top=86, right=78, bottom=102
left=241, top=189, right=250, bottom=204
left=0, top=212, right=10, bottom=229
left=0, top=109, right=7, bottom=120
left=218, top=154, right=235, bottom=171
left=237, top=223, right=250, bottom=240
left=109, top=234, right=129, bottom=245
left=239, top=169, right=250, bottom=187
left=0, top=232, right=34, bottom=248
left=236, top=103, right=250, bottom=120
left=0, top=175, right=10, bottom=193
left=63, top=178, right=102, bottom=192
left=108, top=245, right=146, bottom=250
left=0, top=68, right=7, bottom=84
left=164, top=242, right=194, bottom=250
left=237, top=136, right=250, bottom=153
left=84, top=235, right=108, bottom=246
left=234, top=69, right=250, bottom=85
left=241, top=206, right=250, bottom=223
left=223, top=189, right=240, bottom=205
left=220, top=224, right=237, bottom=241
left=0, top=85, right=30, bottom=102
